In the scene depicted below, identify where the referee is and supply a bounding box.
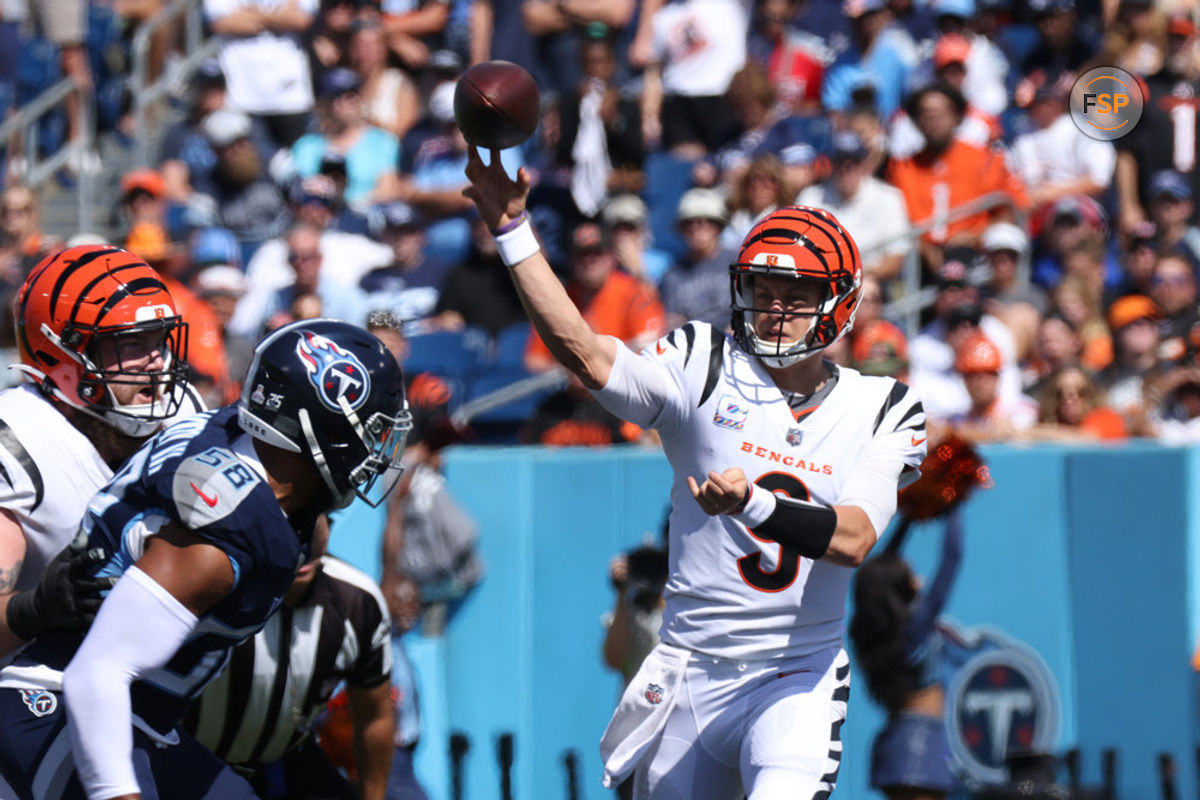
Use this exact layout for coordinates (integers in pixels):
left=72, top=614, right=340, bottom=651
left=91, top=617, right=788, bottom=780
left=184, top=520, right=396, bottom=800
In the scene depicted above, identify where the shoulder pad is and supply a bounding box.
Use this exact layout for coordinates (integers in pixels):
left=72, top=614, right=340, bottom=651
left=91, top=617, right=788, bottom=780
left=171, top=446, right=263, bottom=529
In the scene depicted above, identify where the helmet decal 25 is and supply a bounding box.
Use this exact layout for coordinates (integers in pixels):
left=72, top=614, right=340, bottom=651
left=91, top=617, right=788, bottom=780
left=296, top=330, right=371, bottom=412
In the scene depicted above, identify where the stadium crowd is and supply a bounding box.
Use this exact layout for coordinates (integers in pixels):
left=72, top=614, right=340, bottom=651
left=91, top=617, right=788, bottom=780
left=4, top=0, right=1200, bottom=447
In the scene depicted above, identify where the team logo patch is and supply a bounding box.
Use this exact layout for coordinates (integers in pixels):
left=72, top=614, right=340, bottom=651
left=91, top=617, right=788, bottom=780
left=645, top=683, right=664, bottom=705
left=786, top=428, right=803, bottom=446
left=295, top=330, right=370, bottom=412
left=19, top=689, right=57, bottom=717
left=941, top=624, right=1061, bottom=786
left=713, top=394, right=749, bottom=430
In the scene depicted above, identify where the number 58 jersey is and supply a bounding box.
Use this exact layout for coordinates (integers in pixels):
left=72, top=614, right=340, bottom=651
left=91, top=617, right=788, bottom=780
left=593, top=322, right=927, bottom=661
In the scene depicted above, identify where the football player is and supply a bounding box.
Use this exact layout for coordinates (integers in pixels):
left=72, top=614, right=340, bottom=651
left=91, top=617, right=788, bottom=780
left=464, top=149, right=926, bottom=799
left=0, top=319, right=412, bottom=800
left=0, top=245, right=204, bottom=659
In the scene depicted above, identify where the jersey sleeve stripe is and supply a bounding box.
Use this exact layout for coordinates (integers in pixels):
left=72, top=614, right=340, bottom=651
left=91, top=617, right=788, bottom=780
left=0, top=419, right=44, bottom=511
left=682, top=322, right=697, bottom=367
left=891, top=402, right=925, bottom=433
left=871, top=382, right=911, bottom=435
left=698, top=327, right=725, bottom=407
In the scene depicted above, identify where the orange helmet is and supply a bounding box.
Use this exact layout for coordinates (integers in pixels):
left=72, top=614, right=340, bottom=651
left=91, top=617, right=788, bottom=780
left=730, top=205, right=863, bottom=366
left=955, top=333, right=1002, bottom=374
left=15, top=245, right=190, bottom=436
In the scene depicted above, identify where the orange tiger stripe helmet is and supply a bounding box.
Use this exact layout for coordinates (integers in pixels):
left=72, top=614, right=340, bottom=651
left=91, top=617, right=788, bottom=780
left=729, top=205, right=863, bottom=367
left=15, top=245, right=190, bottom=436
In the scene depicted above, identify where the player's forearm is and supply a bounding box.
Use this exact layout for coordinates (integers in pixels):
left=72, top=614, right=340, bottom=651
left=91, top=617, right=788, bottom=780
left=509, top=251, right=617, bottom=388
left=0, top=593, right=26, bottom=657
left=349, top=684, right=396, bottom=800
left=823, top=506, right=877, bottom=567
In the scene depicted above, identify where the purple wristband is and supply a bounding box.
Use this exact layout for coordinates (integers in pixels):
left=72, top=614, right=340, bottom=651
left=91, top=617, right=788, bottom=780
left=490, top=211, right=529, bottom=237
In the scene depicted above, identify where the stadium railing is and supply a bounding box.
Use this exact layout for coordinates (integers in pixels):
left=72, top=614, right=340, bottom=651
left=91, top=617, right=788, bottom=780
left=0, top=78, right=96, bottom=232
left=130, top=0, right=224, bottom=168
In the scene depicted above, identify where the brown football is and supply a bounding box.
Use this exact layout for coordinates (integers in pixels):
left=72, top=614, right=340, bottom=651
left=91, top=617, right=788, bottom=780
left=453, top=61, right=540, bottom=149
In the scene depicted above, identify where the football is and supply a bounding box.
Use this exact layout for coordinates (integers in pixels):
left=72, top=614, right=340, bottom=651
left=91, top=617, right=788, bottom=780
left=453, top=61, right=541, bottom=150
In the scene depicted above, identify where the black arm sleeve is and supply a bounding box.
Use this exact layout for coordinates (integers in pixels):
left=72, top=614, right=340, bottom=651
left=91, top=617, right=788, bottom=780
left=753, top=495, right=838, bottom=560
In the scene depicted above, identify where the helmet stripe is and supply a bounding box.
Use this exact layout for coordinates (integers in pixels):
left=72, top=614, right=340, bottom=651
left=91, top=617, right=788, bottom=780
left=93, top=276, right=173, bottom=321
left=69, top=266, right=169, bottom=326
left=45, top=247, right=123, bottom=320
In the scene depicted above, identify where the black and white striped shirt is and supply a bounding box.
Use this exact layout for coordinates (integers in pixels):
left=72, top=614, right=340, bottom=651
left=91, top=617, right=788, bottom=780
left=184, top=557, right=392, bottom=766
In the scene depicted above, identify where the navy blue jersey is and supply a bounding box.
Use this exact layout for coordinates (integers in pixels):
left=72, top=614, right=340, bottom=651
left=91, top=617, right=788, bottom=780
left=7, top=406, right=314, bottom=737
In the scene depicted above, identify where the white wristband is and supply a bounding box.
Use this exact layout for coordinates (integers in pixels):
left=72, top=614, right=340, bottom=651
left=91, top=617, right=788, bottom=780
left=729, top=484, right=777, bottom=529
left=494, top=218, right=540, bottom=267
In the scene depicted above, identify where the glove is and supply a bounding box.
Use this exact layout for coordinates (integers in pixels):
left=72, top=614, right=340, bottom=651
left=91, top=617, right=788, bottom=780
left=6, top=532, right=117, bottom=641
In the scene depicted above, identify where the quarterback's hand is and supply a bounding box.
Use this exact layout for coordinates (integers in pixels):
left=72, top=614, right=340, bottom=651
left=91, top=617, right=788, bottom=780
left=687, top=469, right=749, bottom=516
left=462, top=146, right=531, bottom=231
left=5, top=533, right=116, bottom=641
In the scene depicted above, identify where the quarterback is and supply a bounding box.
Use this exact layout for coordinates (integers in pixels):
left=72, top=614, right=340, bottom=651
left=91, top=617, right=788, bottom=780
left=464, top=149, right=926, bottom=799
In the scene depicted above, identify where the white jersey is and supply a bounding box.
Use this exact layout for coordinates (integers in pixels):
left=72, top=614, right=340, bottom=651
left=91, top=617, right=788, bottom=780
left=594, top=322, right=925, bottom=660
left=0, top=383, right=205, bottom=592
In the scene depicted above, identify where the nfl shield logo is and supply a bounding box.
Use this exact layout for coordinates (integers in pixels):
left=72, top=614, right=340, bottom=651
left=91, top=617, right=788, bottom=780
left=786, top=428, right=803, bottom=446
left=645, top=683, right=664, bottom=705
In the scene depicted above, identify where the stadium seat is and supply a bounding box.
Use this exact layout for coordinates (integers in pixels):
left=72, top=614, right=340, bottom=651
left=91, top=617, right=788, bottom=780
left=461, top=367, right=558, bottom=426
left=643, top=152, right=697, bottom=262
left=492, top=322, right=532, bottom=370
left=404, top=327, right=490, bottom=379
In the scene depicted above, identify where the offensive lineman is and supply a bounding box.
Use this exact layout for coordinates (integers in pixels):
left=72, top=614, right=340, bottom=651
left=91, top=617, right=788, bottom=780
left=0, top=319, right=412, bottom=800
left=464, top=150, right=926, bottom=799
left=0, top=245, right=204, bottom=659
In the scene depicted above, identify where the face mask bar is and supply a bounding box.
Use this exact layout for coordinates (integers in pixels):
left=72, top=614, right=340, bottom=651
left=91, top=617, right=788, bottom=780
left=348, top=408, right=414, bottom=507
left=731, top=271, right=831, bottom=365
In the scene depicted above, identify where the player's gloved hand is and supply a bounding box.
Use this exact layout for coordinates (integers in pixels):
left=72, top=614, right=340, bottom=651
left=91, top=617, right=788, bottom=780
left=6, top=532, right=117, bottom=641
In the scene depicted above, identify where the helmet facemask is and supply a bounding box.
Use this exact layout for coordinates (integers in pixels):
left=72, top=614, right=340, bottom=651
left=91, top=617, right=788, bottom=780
left=37, top=316, right=189, bottom=438
left=299, top=395, right=414, bottom=510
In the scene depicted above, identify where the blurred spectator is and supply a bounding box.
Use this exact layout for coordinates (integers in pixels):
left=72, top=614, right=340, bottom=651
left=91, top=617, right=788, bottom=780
left=1016, top=0, right=1094, bottom=103
left=1145, top=170, right=1200, bottom=268
left=602, top=193, right=672, bottom=286
left=1097, top=294, right=1162, bottom=420
left=231, top=178, right=391, bottom=338
left=1115, top=14, right=1200, bottom=234
left=1050, top=270, right=1113, bottom=372
left=1110, top=221, right=1160, bottom=299
left=1, top=185, right=58, bottom=272
left=469, top=0, right=537, bottom=71
left=360, top=202, right=451, bottom=326
left=255, top=222, right=370, bottom=335
left=309, top=0, right=365, bottom=68
left=1147, top=364, right=1200, bottom=443
left=293, top=69, right=401, bottom=208
left=1024, top=311, right=1084, bottom=396
left=349, top=21, right=422, bottom=142
left=744, top=0, right=828, bottom=113
left=888, top=33, right=1004, bottom=160
left=887, top=83, right=1026, bottom=267
left=159, top=60, right=240, bottom=202
left=847, top=275, right=909, bottom=379
left=521, top=375, right=642, bottom=445
left=641, top=0, right=748, bottom=158
left=557, top=33, right=644, bottom=217
left=382, top=0, right=453, bottom=69
left=27, top=0, right=91, bottom=154
left=929, top=0, right=1009, bottom=116
left=518, top=0, right=634, bottom=99
left=1010, top=79, right=1116, bottom=210
left=432, top=216, right=529, bottom=334
left=721, top=154, right=789, bottom=250
left=396, top=81, right=495, bottom=267
left=302, top=161, right=374, bottom=234
left=204, top=0, right=317, bottom=148
left=1030, top=195, right=1117, bottom=290
left=120, top=169, right=168, bottom=242
left=946, top=332, right=1037, bottom=442
left=1029, top=366, right=1129, bottom=441
left=194, top=109, right=291, bottom=255
left=1097, top=0, right=1165, bottom=78
left=659, top=188, right=734, bottom=330
left=888, top=0, right=935, bottom=54
left=1150, top=252, right=1200, bottom=362
left=822, top=0, right=919, bottom=120
left=798, top=130, right=911, bottom=284
left=193, top=263, right=254, bottom=394
left=908, top=257, right=1022, bottom=421
left=525, top=222, right=665, bottom=372
left=981, top=222, right=1045, bottom=361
